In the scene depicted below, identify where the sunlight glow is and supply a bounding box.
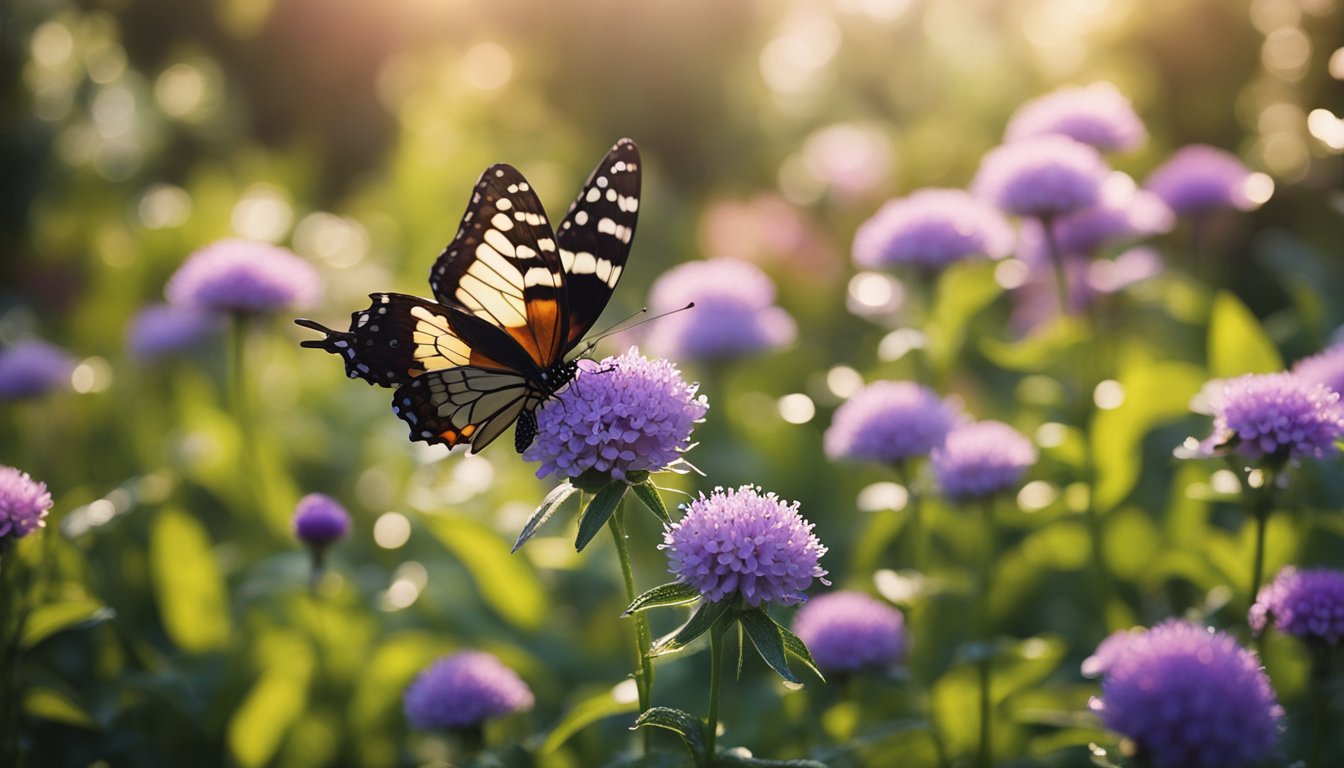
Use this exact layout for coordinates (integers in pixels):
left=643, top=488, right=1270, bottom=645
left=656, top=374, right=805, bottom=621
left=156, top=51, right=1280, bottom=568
left=373, top=512, right=411, bottom=549
left=232, top=184, right=293, bottom=242
left=846, top=272, right=903, bottom=317
left=461, top=42, right=513, bottom=91
left=1092, top=379, right=1125, bottom=410
left=1018, top=481, right=1058, bottom=512
left=826, top=365, right=864, bottom=399
left=778, top=393, right=816, bottom=424
left=857, top=482, right=908, bottom=513
left=139, top=184, right=193, bottom=230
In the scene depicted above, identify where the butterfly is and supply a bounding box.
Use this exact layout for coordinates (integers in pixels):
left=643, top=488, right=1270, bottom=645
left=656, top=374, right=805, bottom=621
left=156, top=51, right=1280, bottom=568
left=296, top=139, right=641, bottom=454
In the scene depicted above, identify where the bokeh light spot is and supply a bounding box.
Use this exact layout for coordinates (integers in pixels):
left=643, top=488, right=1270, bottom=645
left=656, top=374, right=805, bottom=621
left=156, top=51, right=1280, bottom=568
left=139, top=184, right=193, bottom=230
left=232, top=184, right=293, bottom=243
left=373, top=512, right=411, bottom=549
left=777, top=393, right=815, bottom=424
left=461, top=42, right=513, bottom=91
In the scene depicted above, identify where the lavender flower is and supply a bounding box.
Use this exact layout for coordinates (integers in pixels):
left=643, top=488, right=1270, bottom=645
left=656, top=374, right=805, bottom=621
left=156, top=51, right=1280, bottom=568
left=932, top=420, right=1037, bottom=501
left=126, top=304, right=224, bottom=362
left=662, top=485, right=827, bottom=607
left=166, top=239, right=321, bottom=313
left=0, top=466, right=52, bottom=545
left=790, top=591, right=905, bottom=674
left=1145, top=145, right=1257, bottom=215
left=824, top=381, right=956, bottom=465
left=1250, top=566, right=1344, bottom=645
left=1293, top=343, right=1344, bottom=396
left=1021, top=173, right=1173, bottom=257
left=643, top=259, right=796, bottom=361
left=852, top=189, right=1014, bottom=271
left=1083, top=620, right=1281, bottom=768
left=1198, top=373, right=1344, bottom=461
left=524, top=348, right=707, bottom=483
left=1004, top=82, right=1147, bottom=152
left=0, top=340, right=75, bottom=400
left=404, top=651, right=535, bottom=730
left=972, top=135, right=1110, bottom=219
left=292, top=493, right=351, bottom=546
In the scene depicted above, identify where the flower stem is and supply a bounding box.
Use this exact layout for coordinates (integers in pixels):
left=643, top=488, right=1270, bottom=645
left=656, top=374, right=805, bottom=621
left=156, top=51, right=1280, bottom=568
left=706, top=621, right=725, bottom=761
left=1246, top=478, right=1275, bottom=604
left=0, top=551, right=20, bottom=768
left=977, top=497, right=996, bottom=768
left=1038, top=216, right=1071, bottom=317
left=1307, top=648, right=1333, bottom=768
left=229, top=312, right=265, bottom=526
left=895, top=461, right=925, bottom=572
left=608, top=504, right=653, bottom=754
left=977, top=658, right=992, bottom=768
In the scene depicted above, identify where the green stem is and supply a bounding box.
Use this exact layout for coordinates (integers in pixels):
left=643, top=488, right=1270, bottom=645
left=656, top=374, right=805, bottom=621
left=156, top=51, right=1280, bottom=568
left=0, top=551, right=18, bottom=768
left=608, top=504, right=653, bottom=755
left=977, top=498, right=996, bottom=768
left=1082, top=496, right=1113, bottom=633
left=1249, top=502, right=1268, bottom=606
left=1038, top=216, right=1071, bottom=317
left=977, top=658, right=992, bottom=768
left=895, top=461, right=925, bottom=572
left=1307, top=649, right=1333, bottom=768
left=706, top=622, right=725, bottom=762
left=229, top=313, right=264, bottom=525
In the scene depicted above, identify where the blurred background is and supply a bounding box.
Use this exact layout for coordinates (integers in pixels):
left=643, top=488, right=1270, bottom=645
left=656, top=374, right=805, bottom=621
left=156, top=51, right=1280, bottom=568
left=2, top=0, right=1343, bottom=766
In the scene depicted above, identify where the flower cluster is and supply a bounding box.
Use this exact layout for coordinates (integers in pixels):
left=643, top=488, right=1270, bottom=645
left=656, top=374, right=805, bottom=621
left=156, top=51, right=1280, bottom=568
left=790, top=591, right=905, bottom=674
left=1022, top=173, right=1173, bottom=258
left=126, top=304, right=224, bottom=362
left=1004, top=82, right=1147, bottom=152
left=524, top=349, right=708, bottom=483
left=0, top=466, right=53, bottom=545
left=643, top=259, right=796, bottom=361
left=1250, top=566, right=1344, bottom=645
left=1145, top=144, right=1257, bottom=215
left=662, top=485, right=827, bottom=607
left=1292, top=343, right=1344, bottom=397
left=824, top=381, right=956, bottom=465
left=292, top=493, right=351, bottom=546
left=972, top=135, right=1110, bottom=219
left=932, top=420, right=1037, bottom=501
left=1199, top=372, right=1344, bottom=461
left=851, top=189, right=1013, bottom=271
left=1084, top=620, right=1282, bottom=768
left=0, top=340, right=76, bottom=400
left=403, top=651, right=534, bottom=730
left=166, top=239, right=321, bottom=313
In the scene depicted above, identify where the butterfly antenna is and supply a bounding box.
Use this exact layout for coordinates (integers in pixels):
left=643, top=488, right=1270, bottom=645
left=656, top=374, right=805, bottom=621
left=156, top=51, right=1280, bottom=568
left=579, top=301, right=696, bottom=355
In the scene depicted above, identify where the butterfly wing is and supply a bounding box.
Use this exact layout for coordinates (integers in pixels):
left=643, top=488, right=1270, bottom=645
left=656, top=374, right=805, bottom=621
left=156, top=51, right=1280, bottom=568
left=428, top=164, right=567, bottom=368
left=392, top=367, right=542, bottom=452
left=555, top=138, right=641, bottom=349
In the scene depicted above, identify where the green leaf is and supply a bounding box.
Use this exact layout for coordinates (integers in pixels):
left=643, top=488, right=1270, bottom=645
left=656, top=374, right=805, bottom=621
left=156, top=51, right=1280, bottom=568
left=575, top=481, right=628, bottom=552
left=512, top=482, right=578, bottom=553
left=777, top=621, right=825, bottom=683
left=541, top=684, right=641, bottom=753
left=624, top=581, right=703, bottom=616
left=714, top=748, right=829, bottom=768
left=23, top=686, right=96, bottom=728
left=20, top=599, right=115, bottom=649
left=649, top=600, right=732, bottom=657
left=926, top=261, right=1003, bottom=372
left=349, top=632, right=453, bottom=767
left=632, top=479, right=671, bottom=523
left=227, top=633, right=314, bottom=768
left=1208, top=291, right=1283, bottom=378
left=419, top=512, right=547, bottom=631
left=980, top=317, right=1088, bottom=372
left=150, top=507, right=230, bottom=653
left=737, top=608, right=797, bottom=684
left=633, top=707, right=706, bottom=764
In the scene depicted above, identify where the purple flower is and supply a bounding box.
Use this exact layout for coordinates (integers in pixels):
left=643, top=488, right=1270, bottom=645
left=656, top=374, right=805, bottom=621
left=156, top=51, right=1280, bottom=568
left=1198, top=373, right=1344, bottom=461
left=1004, top=82, right=1147, bottom=152
left=1250, top=566, right=1344, bottom=645
left=292, top=493, right=351, bottom=546
left=1145, top=145, right=1257, bottom=215
left=1293, top=343, right=1344, bottom=397
left=972, top=136, right=1111, bottom=219
left=852, top=189, right=1014, bottom=271
left=791, top=591, right=905, bottom=674
left=166, top=239, right=321, bottom=313
left=1021, top=173, right=1173, bottom=258
left=1082, top=620, right=1281, bottom=768
left=0, top=466, right=52, bottom=545
left=126, top=304, right=224, bottom=362
left=404, top=651, right=535, bottom=730
left=932, top=420, right=1037, bottom=500
left=0, top=340, right=75, bottom=400
left=662, top=485, right=828, bottom=607
left=824, top=381, right=956, bottom=465
left=524, top=348, right=707, bottom=483
left=643, top=259, right=796, bottom=361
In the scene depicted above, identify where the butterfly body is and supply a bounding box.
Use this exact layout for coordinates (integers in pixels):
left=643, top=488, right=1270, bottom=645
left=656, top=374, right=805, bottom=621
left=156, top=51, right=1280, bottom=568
left=297, top=139, right=640, bottom=454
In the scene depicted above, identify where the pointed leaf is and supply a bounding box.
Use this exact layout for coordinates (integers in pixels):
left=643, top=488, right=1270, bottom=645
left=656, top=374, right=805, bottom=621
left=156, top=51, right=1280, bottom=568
left=541, top=684, right=641, bottom=753
left=1208, top=291, right=1282, bottom=378
left=420, top=512, right=547, bottom=630
left=633, top=707, right=706, bottom=764
left=512, top=482, right=578, bottom=553
left=714, top=749, right=830, bottom=768
left=738, top=608, right=798, bottom=684
left=632, top=480, right=671, bottom=523
left=649, top=600, right=731, bottom=657
left=777, top=621, right=825, bottom=682
left=20, top=599, right=115, bottom=649
left=624, top=581, right=703, bottom=616
left=23, top=687, right=96, bottom=728
left=575, top=481, right=628, bottom=551
left=150, top=507, right=230, bottom=653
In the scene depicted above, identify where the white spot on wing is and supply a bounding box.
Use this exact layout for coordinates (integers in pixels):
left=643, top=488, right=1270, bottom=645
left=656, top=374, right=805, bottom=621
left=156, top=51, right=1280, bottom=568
left=490, top=212, right=514, bottom=231
left=575, top=211, right=589, bottom=226
left=483, top=229, right=515, bottom=257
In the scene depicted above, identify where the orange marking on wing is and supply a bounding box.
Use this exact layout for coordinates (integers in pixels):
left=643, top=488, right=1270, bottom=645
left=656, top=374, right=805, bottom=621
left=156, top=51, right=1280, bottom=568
left=460, top=424, right=476, bottom=437
left=440, top=429, right=459, bottom=444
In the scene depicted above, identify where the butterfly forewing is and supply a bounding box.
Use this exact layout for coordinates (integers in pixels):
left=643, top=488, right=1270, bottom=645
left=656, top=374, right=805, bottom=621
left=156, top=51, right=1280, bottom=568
left=555, top=138, right=641, bottom=348
left=429, top=164, right=566, bottom=368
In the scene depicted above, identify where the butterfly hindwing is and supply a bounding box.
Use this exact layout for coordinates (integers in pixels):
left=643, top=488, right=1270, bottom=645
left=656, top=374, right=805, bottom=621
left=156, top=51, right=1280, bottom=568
left=392, top=367, right=541, bottom=452
left=429, top=164, right=566, bottom=369
left=555, top=138, right=641, bottom=348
